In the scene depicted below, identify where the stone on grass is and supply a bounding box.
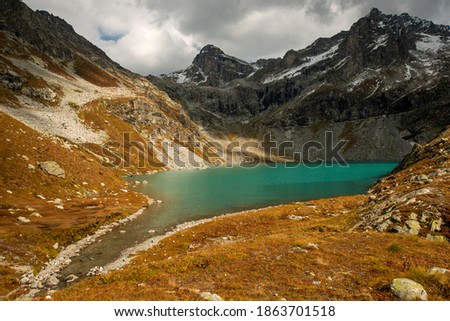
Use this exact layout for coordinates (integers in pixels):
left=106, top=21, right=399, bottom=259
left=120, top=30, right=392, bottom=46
left=429, top=267, right=450, bottom=275
left=426, top=234, right=448, bottom=242
left=38, top=161, right=66, bottom=178
left=199, top=292, right=224, bottom=301
left=292, top=246, right=308, bottom=253
left=17, top=216, right=31, bottom=223
left=390, top=278, right=427, bottom=301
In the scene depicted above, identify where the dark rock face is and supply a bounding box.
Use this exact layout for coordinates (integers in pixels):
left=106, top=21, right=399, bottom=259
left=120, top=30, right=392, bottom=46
left=161, top=44, right=256, bottom=86
left=153, top=8, right=450, bottom=161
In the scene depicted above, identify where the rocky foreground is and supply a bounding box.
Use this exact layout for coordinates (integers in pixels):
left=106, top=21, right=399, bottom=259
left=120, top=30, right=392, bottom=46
left=47, top=128, right=449, bottom=301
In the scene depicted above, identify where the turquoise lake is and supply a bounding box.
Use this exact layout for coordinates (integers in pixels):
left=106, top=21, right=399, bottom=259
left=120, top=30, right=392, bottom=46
left=60, top=162, right=398, bottom=279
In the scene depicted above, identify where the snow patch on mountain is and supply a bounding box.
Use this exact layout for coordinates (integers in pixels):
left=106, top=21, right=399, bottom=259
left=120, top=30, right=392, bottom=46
left=263, top=42, right=342, bottom=84
left=371, top=34, right=389, bottom=52
left=416, top=34, right=446, bottom=53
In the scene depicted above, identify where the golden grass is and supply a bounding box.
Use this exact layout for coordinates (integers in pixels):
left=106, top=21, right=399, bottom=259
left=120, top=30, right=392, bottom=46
left=50, top=195, right=450, bottom=301
left=0, top=111, right=147, bottom=298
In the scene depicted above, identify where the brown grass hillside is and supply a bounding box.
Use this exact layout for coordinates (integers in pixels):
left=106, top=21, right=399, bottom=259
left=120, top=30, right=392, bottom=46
left=50, top=195, right=449, bottom=301
left=0, top=111, right=147, bottom=298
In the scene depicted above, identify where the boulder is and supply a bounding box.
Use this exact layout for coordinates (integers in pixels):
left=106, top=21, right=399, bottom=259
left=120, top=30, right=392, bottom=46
left=38, top=161, right=66, bottom=178
left=390, top=278, right=427, bottom=301
left=17, top=216, right=31, bottom=223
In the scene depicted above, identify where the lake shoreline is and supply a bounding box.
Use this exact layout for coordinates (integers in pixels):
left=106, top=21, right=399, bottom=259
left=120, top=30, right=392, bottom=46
left=20, top=196, right=154, bottom=299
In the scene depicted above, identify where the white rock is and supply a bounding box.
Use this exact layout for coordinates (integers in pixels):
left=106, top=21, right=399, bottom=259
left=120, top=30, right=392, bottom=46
left=30, top=212, right=42, bottom=218
left=53, top=242, right=59, bottom=250
left=6, top=190, right=13, bottom=194
left=429, top=267, right=450, bottom=275
left=17, top=216, right=31, bottom=223
left=55, top=205, right=64, bottom=210
left=36, top=194, right=46, bottom=200
left=148, top=229, right=156, bottom=234
left=305, top=243, right=320, bottom=250
left=28, top=164, right=36, bottom=170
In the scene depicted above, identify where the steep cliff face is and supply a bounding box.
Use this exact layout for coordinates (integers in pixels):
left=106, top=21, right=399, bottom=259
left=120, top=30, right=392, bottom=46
left=154, top=8, right=450, bottom=162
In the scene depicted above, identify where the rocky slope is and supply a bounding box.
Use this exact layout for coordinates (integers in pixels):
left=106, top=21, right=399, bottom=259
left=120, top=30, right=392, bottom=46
left=155, top=8, right=450, bottom=162
left=0, top=0, right=221, bottom=298
left=0, top=0, right=220, bottom=173
left=358, top=127, right=450, bottom=240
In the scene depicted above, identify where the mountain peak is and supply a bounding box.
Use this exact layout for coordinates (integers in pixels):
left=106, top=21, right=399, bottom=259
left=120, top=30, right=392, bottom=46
left=367, top=7, right=383, bottom=19
left=198, top=44, right=224, bottom=55
left=162, top=44, right=255, bottom=86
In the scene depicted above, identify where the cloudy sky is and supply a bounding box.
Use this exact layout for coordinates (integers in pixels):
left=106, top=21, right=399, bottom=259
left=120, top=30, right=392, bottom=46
left=24, top=0, right=449, bottom=76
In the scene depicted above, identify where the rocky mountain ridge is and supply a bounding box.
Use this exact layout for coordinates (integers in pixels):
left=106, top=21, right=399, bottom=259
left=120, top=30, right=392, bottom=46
left=154, top=8, right=450, bottom=162
left=162, top=44, right=257, bottom=87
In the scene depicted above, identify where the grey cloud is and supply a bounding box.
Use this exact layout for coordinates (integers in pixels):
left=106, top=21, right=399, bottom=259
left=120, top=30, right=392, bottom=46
left=23, top=0, right=449, bottom=75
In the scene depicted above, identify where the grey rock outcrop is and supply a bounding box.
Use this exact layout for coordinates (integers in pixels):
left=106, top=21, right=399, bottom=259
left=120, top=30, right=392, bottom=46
left=21, top=86, right=56, bottom=101
left=38, top=161, right=66, bottom=178
left=357, top=127, right=450, bottom=239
